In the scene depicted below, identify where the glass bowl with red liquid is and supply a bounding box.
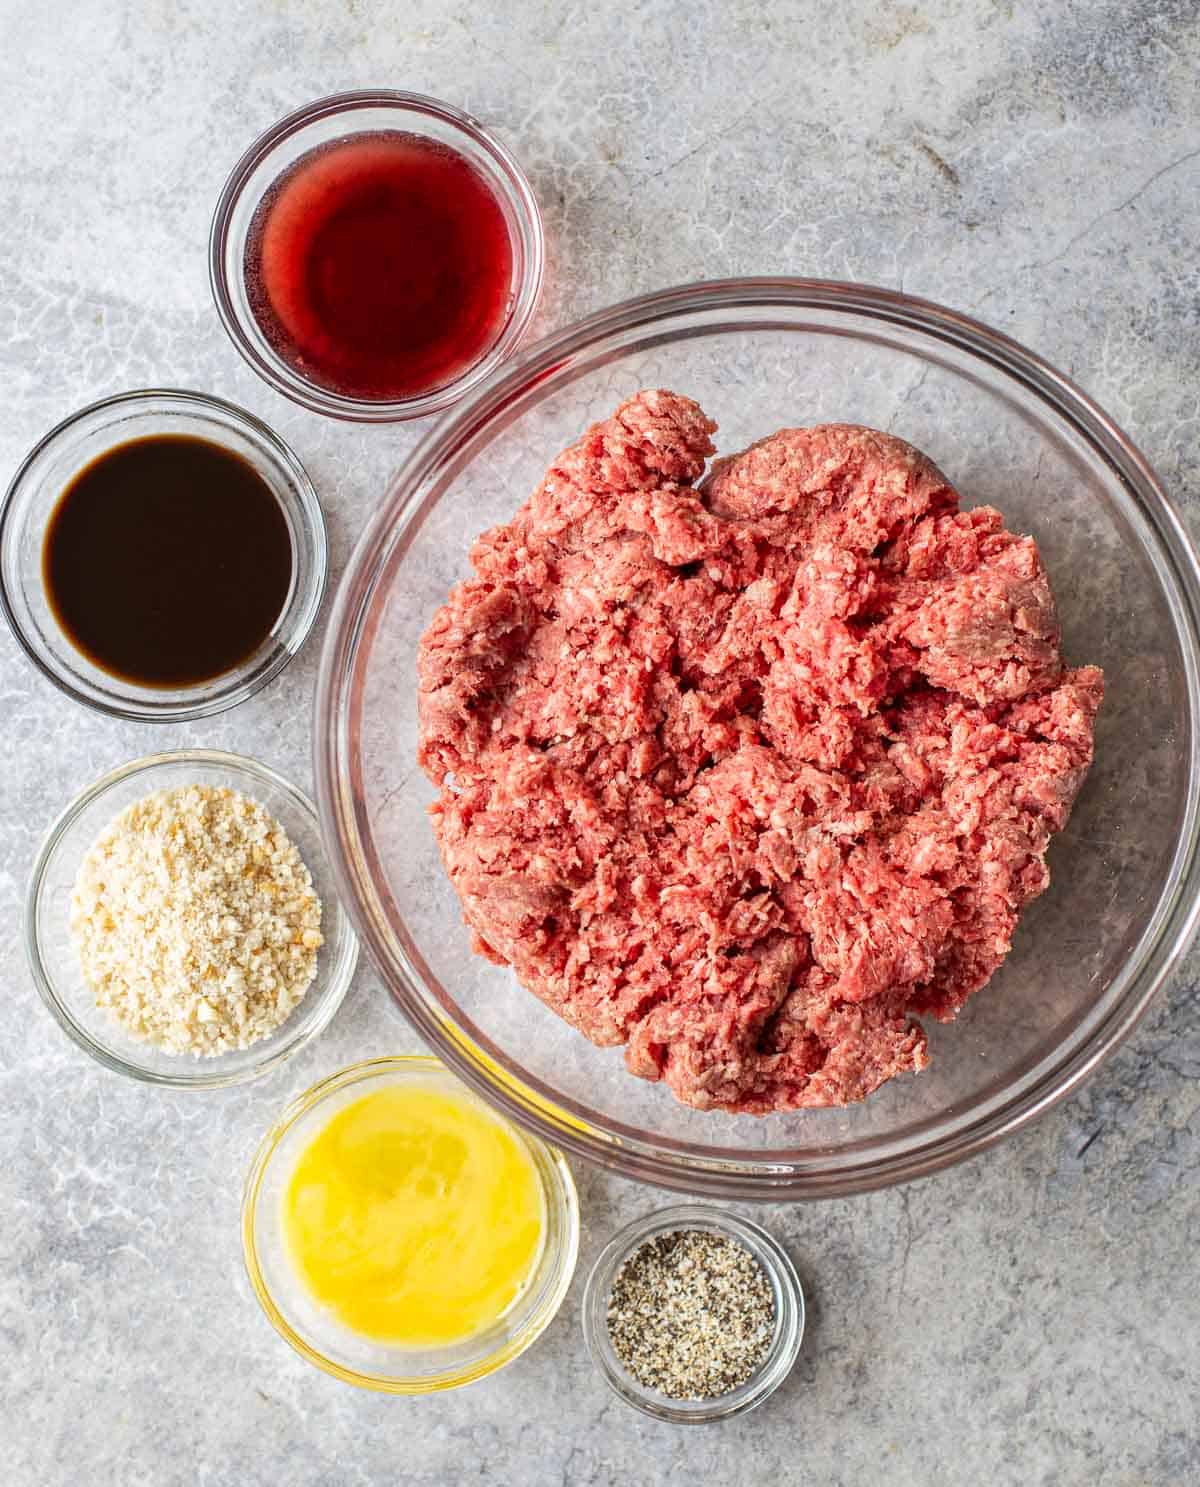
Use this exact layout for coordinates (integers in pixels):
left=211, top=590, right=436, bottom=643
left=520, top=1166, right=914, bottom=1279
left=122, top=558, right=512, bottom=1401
left=210, top=91, right=544, bottom=423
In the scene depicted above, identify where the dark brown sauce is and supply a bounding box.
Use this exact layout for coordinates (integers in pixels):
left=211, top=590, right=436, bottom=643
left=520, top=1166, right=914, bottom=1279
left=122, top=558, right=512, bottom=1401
left=42, top=434, right=293, bottom=688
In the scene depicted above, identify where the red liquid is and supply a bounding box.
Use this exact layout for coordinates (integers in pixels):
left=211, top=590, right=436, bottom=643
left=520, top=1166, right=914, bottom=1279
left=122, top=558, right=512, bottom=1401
left=245, top=132, right=515, bottom=402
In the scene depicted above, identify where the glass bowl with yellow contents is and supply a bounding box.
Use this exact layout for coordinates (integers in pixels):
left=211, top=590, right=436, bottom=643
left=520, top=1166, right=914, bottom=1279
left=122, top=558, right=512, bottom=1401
left=242, top=1055, right=579, bottom=1392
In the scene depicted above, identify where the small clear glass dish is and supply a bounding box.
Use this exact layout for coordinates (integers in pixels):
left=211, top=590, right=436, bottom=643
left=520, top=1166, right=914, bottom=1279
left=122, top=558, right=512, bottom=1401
left=209, top=89, right=544, bottom=422
left=25, top=749, right=358, bottom=1087
left=0, top=388, right=326, bottom=722
left=581, top=1203, right=804, bottom=1423
left=242, top=1056, right=579, bottom=1393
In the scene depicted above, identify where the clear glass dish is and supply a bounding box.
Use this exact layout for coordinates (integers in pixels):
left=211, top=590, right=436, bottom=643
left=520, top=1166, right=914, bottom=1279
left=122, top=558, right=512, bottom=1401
left=209, top=89, right=545, bottom=422
left=315, top=278, right=1200, bottom=1199
left=242, top=1056, right=579, bottom=1393
left=581, top=1204, right=804, bottom=1423
left=26, top=749, right=358, bottom=1087
left=0, top=389, right=326, bottom=721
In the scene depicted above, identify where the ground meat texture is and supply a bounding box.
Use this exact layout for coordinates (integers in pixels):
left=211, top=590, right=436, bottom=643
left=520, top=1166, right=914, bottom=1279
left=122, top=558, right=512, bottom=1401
left=417, top=391, right=1103, bottom=1114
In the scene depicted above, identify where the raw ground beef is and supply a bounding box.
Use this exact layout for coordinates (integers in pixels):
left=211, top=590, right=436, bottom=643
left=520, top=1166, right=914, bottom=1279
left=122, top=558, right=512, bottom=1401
left=417, top=391, right=1103, bottom=1113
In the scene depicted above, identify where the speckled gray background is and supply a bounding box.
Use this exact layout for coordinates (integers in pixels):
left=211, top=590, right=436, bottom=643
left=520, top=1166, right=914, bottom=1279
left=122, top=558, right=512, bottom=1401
left=2, top=1, right=1198, bottom=1483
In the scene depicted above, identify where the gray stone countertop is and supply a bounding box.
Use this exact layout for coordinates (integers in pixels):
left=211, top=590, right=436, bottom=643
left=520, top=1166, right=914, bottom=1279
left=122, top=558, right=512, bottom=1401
left=2, top=1, right=1198, bottom=1483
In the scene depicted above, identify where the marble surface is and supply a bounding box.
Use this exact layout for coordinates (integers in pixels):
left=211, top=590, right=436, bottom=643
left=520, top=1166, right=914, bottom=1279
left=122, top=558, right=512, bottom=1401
left=2, top=1, right=1198, bottom=1482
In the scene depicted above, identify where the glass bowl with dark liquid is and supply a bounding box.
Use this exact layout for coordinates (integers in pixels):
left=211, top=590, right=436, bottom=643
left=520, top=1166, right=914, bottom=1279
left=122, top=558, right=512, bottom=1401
left=210, top=91, right=544, bottom=422
left=0, top=389, right=326, bottom=721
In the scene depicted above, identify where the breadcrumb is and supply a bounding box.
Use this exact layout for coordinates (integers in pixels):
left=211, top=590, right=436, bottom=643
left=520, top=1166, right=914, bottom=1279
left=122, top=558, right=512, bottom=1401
left=70, top=785, right=323, bottom=1056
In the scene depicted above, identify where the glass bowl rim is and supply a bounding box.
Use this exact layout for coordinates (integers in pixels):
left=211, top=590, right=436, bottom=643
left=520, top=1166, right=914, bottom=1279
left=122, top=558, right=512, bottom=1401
left=25, top=746, right=358, bottom=1087
left=314, top=274, right=1200, bottom=1199
left=241, top=1054, right=580, bottom=1393
left=208, top=87, right=546, bottom=424
left=580, top=1202, right=804, bottom=1423
left=0, top=386, right=328, bottom=722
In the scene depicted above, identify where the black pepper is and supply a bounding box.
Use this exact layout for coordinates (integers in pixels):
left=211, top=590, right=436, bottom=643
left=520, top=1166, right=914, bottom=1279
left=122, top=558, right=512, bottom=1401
left=605, top=1229, right=775, bottom=1400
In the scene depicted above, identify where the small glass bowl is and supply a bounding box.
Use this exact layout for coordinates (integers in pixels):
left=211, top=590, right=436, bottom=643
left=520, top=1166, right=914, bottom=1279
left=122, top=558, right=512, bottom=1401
left=25, top=749, right=358, bottom=1087
left=242, top=1056, right=579, bottom=1393
left=581, top=1203, right=804, bottom=1423
left=209, top=89, right=545, bottom=422
left=0, top=389, right=326, bottom=722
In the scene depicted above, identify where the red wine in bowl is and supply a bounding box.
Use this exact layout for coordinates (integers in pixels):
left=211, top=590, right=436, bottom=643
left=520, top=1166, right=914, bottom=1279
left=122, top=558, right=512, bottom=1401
left=244, top=131, right=516, bottom=403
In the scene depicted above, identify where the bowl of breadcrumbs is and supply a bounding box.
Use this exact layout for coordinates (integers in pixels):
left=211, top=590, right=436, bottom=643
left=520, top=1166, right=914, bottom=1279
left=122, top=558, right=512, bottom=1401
left=25, top=749, right=358, bottom=1086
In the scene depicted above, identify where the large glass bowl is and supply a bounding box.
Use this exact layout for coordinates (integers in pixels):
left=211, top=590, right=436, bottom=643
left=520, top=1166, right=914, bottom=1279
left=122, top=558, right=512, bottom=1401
left=315, top=278, right=1200, bottom=1199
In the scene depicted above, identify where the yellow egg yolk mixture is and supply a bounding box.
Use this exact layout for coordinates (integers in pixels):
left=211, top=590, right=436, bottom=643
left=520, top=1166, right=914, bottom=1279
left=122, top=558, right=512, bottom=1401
left=283, top=1084, right=545, bottom=1347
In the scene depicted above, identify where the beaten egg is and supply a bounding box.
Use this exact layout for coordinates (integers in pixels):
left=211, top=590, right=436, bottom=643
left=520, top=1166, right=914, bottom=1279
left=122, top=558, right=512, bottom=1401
left=283, top=1083, right=545, bottom=1347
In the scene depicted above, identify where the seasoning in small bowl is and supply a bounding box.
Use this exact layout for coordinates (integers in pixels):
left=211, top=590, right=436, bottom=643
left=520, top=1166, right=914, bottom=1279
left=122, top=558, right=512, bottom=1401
left=608, top=1229, right=776, bottom=1400
left=582, top=1205, right=804, bottom=1423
